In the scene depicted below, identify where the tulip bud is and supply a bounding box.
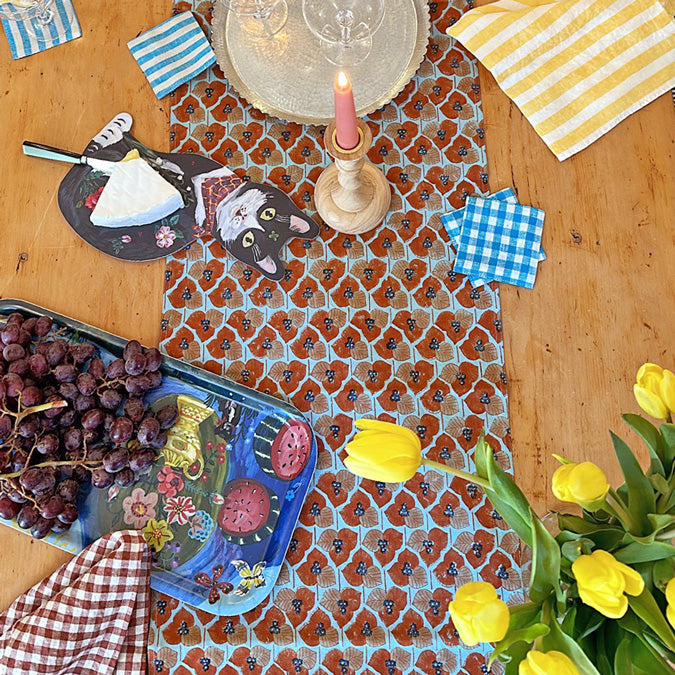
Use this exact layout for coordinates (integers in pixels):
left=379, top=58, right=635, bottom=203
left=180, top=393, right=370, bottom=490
left=551, top=461, right=609, bottom=510
left=519, top=650, right=580, bottom=675
left=634, top=363, right=675, bottom=419
left=448, top=581, right=509, bottom=646
left=665, top=578, right=675, bottom=629
left=572, top=550, right=644, bottom=618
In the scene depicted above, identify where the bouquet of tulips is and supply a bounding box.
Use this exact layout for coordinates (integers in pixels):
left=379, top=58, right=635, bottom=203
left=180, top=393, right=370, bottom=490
left=344, top=364, right=675, bottom=674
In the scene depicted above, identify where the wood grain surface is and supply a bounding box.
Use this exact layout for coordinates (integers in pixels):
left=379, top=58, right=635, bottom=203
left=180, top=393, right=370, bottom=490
left=0, top=0, right=674, bottom=615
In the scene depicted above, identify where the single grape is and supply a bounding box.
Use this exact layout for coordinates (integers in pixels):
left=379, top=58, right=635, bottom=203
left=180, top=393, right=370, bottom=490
left=3, top=372, right=24, bottom=398
left=0, top=415, right=12, bottom=441
left=54, top=363, right=77, bottom=383
left=0, top=496, right=21, bottom=520
left=103, top=447, right=129, bottom=473
left=28, top=353, right=49, bottom=378
left=125, top=375, right=150, bottom=396
left=51, top=520, right=72, bottom=533
left=69, top=342, right=96, bottom=365
left=18, top=331, right=31, bottom=347
left=3, top=343, right=25, bottom=362
left=147, top=371, right=163, bottom=389
left=39, top=495, right=65, bottom=519
left=74, top=394, right=95, bottom=413
left=16, top=417, right=40, bottom=438
left=155, top=404, right=178, bottom=430
left=6, top=312, right=25, bottom=326
left=86, top=445, right=107, bottom=462
left=42, top=384, right=57, bottom=398
left=35, top=433, right=60, bottom=455
left=144, top=348, right=162, bottom=372
left=43, top=395, right=65, bottom=418
left=150, top=431, right=168, bottom=450
left=21, top=317, right=37, bottom=335
left=17, top=504, right=40, bottom=529
left=30, top=517, right=54, bottom=539
left=114, top=467, right=136, bottom=488
left=106, top=358, right=126, bottom=379
left=20, top=385, right=42, bottom=407
left=137, top=416, right=160, bottom=445
left=58, top=382, right=79, bottom=401
left=56, top=479, right=79, bottom=503
left=81, top=408, right=105, bottom=430
left=76, top=372, right=97, bottom=396
left=91, top=468, right=114, bottom=489
left=8, top=358, right=29, bottom=377
left=46, top=340, right=68, bottom=366
left=87, top=357, right=106, bottom=381
left=12, top=450, right=28, bottom=471
left=1, top=322, right=21, bottom=345
left=34, top=315, right=53, bottom=337
left=99, top=389, right=123, bottom=411
left=63, top=427, right=83, bottom=451
left=7, top=490, right=28, bottom=504
left=123, top=340, right=143, bottom=360
left=109, top=417, right=133, bottom=445
left=58, top=409, right=78, bottom=428
left=57, top=503, right=78, bottom=524
left=129, top=447, right=156, bottom=474
left=124, top=397, right=145, bottom=423
left=124, top=353, right=147, bottom=376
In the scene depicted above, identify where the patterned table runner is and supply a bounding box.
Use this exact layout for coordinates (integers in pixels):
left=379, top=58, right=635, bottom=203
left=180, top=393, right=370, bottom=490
left=152, top=1, right=523, bottom=673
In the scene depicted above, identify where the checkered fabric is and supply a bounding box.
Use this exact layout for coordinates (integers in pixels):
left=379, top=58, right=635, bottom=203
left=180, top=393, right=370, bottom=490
left=454, top=196, right=545, bottom=289
left=127, top=11, right=216, bottom=100
left=0, top=531, right=151, bottom=675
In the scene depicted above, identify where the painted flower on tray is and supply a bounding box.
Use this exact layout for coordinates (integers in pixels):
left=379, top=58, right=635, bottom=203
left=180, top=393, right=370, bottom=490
left=188, top=510, right=215, bottom=542
left=164, top=495, right=196, bottom=526
left=156, top=225, right=177, bottom=248
left=122, top=487, right=158, bottom=529
left=84, top=186, right=104, bottom=210
left=121, top=235, right=132, bottom=243
left=157, top=466, right=184, bottom=498
left=142, top=518, right=174, bottom=552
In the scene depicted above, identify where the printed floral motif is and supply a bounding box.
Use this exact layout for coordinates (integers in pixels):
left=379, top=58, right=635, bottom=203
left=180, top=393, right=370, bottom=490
left=157, top=466, right=184, bottom=498
left=156, top=225, right=177, bottom=248
left=164, top=495, right=197, bottom=525
left=142, top=518, right=174, bottom=552
left=84, top=185, right=104, bottom=210
left=194, top=564, right=234, bottom=604
left=188, top=510, right=215, bottom=542
left=123, top=487, right=158, bottom=529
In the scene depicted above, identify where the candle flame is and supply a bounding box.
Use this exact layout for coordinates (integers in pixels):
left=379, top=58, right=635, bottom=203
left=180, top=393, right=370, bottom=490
left=336, top=71, right=349, bottom=89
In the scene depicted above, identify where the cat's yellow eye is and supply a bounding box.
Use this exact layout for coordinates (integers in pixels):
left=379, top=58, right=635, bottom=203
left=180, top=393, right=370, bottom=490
left=260, top=207, right=276, bottom=221
left=242, top=232, right=256, bottom=248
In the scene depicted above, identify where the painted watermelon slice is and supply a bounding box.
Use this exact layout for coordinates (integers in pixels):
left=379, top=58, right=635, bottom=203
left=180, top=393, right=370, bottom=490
left=253, top=416, right=312, bottom=481
left=217, top=478, right=280, bottom=546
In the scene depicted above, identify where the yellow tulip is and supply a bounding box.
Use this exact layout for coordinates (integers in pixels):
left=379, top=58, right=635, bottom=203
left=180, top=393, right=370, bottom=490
left=634, top=363, right=675, bottom=419
left=448, top=581, right=509, bottom=646
left=551, top=461, right=609, bottom=510
left=519, top=650, right=580, bottom=675
left=343, top=419, right=422, bottom=483
left=572, top=550, right=644, bottom=618
left=665, top=578, right=675, bottom=629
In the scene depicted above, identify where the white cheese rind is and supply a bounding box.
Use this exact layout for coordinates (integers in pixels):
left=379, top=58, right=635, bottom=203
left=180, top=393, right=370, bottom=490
left=90, top=158, right=183, bottom=228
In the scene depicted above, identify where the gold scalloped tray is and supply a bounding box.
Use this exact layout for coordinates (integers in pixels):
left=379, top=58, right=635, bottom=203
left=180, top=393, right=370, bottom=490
left=212, top=0, right=430, bottom=126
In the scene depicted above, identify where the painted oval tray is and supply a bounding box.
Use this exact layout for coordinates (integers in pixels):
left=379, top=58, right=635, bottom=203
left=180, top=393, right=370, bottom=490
left=0, top=299, right=317, bottom=615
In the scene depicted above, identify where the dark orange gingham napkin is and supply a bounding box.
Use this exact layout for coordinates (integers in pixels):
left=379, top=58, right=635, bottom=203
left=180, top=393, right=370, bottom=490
left=0, top=530, right=151, bottom=675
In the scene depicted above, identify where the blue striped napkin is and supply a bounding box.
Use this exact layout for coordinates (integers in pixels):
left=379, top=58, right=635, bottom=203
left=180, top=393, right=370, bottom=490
left=454, top=196, right=545, bottom=289
left=127, top=12, right=216, bottom=100
left=1, top=0, right=81, bottom=60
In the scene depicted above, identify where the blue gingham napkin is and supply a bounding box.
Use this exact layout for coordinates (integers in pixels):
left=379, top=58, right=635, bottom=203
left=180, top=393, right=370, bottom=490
left=454, top=196, right=545, bottom=289
left=127, top=12, right=216, bottom=100
left=1, top=0, right=81, bottom=60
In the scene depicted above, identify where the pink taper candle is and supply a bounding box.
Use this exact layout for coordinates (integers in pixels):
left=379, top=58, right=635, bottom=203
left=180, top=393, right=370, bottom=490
left=333, top=71, right=359, bottom=151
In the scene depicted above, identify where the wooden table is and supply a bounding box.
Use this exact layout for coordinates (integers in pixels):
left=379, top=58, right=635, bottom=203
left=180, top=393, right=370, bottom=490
left=0, top=0, right=673, bottom=613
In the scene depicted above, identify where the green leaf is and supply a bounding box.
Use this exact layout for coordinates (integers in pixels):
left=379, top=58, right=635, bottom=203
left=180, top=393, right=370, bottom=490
left=490, top=623, right=549, bottom=665
left=661, top=423, right=675, bottom=467
left=648, top=513, right=675, bottom=536
left=615, top=638, right=635, bottom=675
left=474, top=432, right=489, bottom=480
left=611, top=432, right=656, bottom=534
left=623, top=414, right=666, bottom=476
left=498, top=639, right=531, bottom=675
left=629, top=587, right=675, bottom=653
left=539, top=613, right=603, bottom=675
left=558, top=514, right=607, bottom=535
left=653, top=558, right=675, bottom=591
left=650, top=473, right=671, bottom=496
left=632, top=635, right=675, bottom=674
left=507, top=602, right=542, bottom=631
left=529, top=512, right=562, bottom=603
left=614, top=540, right=675, bottom=564
left=561, top=538, right=595, bottom=562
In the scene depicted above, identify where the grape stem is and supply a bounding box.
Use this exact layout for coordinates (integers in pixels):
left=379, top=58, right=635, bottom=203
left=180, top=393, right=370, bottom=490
left=1, top=398, right=68, bottom=421
left=0, top=458, right=103, bottom=480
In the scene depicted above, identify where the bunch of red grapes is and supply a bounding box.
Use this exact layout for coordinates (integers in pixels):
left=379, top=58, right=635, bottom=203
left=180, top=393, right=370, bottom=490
left=0, top=311, right=177, bottom=539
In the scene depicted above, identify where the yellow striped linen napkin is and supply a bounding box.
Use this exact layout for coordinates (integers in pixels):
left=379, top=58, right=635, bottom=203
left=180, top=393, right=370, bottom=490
left=447, top=0, right=675, bottom=160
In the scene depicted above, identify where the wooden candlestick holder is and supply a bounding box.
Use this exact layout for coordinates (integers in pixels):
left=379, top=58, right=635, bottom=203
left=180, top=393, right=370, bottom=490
left=314, top=119, right=391, bottom=235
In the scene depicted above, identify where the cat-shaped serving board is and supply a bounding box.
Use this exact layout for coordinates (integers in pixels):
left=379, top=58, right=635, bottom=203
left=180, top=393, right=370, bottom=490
left=212, top=182, right=320, bottom=281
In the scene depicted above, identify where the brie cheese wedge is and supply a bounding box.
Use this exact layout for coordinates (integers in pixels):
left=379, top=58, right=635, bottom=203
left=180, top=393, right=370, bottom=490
left=90, top=157, right=183, bottom=228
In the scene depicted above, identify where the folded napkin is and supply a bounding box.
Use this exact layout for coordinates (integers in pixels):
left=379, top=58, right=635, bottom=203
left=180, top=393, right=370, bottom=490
left=453, top=196, right=545, bottom=289
left=448, top=0, right=675, bottom=160
left=1, top=0, right=81, bottom=60
left=0, top=530, right=151, bottom=675
left=128, top=11, right=217, bottom=100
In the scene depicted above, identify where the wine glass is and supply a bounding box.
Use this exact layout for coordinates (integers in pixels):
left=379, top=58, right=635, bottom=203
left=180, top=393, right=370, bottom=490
left=0, top=0, right=67, bottom=44
left=219, top=0, right=288, bottom=38
left=302, top=0, right=385, bottom=66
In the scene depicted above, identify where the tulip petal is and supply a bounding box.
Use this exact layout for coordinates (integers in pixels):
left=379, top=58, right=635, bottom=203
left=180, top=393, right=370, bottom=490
left=668, top=604, right=675, bottom=630
left=618, top=562, right=645, bottom=597
left=343, top=456, right=418, bottom=483
left=345, top=437, right=421, bottom=466
left=666, top=578, right=675, bottom=607
left=637, top=363, right=664, bottom=383
left=661, top=370, right=675, bottom=414
left=634, top=384, right=669, bottom=419
left=354, top=419, right=421, bottom=449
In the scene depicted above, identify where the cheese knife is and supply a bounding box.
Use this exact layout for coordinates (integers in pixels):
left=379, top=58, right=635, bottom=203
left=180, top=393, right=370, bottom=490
left=22, top=141, right=120, bottom=173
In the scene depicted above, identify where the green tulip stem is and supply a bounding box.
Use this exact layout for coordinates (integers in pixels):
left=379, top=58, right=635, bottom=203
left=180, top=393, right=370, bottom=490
left=606, top=488, right=638, bottom=532
left=422, top=460, right=490, bottom=489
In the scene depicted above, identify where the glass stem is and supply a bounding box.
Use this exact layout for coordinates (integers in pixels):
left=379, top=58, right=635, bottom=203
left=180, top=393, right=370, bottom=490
left=422, top=459, right=490, bottom=489
left=35, top=0, right=53, bottom=25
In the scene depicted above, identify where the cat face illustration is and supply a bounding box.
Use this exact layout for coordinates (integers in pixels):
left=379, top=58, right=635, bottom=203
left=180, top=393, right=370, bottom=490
left=213, top=183, right=319, bottom=280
